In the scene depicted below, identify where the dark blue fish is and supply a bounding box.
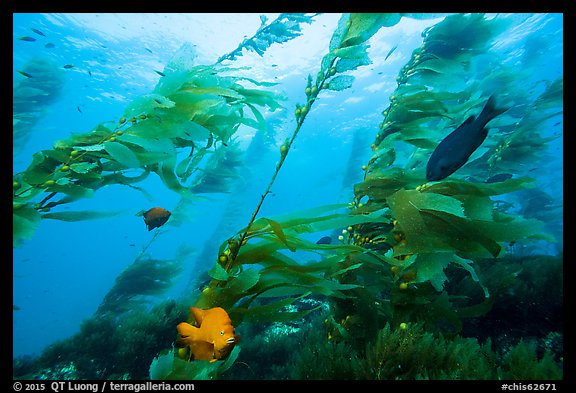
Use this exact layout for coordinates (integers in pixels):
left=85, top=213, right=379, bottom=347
left=17, top=70, right=32, bottom=78
left=154, top=70, right=166, bottom=77
left=485, top=173, right=513, bottom=183
left=426, top=95, right=506, bottom=182
left=63, top=64, right=75, bottom=69
left=385, top=43, right=398, bottom=61
left=19, top=36, right=36, bottom=42
left=316, top=236, right=332, bottom=245
left=45, top=42, right=55, bottom=48
left=31, top=28, right=46, bottom=37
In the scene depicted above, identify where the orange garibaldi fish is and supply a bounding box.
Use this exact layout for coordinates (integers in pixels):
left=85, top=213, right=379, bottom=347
left=142, top=207, right=171, bottom=231
left=176, top=307, right=240, bottom=362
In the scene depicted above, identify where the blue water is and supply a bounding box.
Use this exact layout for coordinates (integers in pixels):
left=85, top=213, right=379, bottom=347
left=12, top=12, right=563, bottom=366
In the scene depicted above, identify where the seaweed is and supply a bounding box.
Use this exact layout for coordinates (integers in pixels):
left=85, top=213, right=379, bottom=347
left=96, top=240, right=191, bottom=315
left=27, top=300, right=187, bottom=380
left=165, top=13, right=561, bottom=379
left=13, top=58, right=65, bottom=155
left=15, top=13, right=562, bottom=381
left=290, top=319, right=561, bottom=380
left=13, top=55, right=284, bottom=247
left=217, top=13, right=318, bottom=63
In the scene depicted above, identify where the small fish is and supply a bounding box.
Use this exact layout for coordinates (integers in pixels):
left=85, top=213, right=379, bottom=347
left=176, top=307, right=240, bottom=362
left=44, top=42, right=55, bottom=48
left=88, top=70, right=92, bottom=77
left=316, top=236, right=332, bottom=245
left=140, top=207, right=171, bottom=231
left=154, top=98, right=163, bottom=105
left=31, top=28, right=46, bottom=37
left=18, top=36, right=36, bottom=42
left=63, top=64, right=75, bottom=69
left=17, top=70, right=32, bottom=78
left=426, top=95, right=506, bottom=182
left=485, top=173, right=513, bottom=183
left=145, top=47, right=153, bottom=54
left=154, top=70, right=166, bottom=77
left=206, top=133, right=214, bottom=149
left=77, top=106, right=83, bottom=114
left=385, top=43, right=398, bottom=61
left=13, top=305, right=21, bottom=311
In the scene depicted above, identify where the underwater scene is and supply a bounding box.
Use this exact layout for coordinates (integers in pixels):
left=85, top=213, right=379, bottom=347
left=12, top=13, right=563, bottom=380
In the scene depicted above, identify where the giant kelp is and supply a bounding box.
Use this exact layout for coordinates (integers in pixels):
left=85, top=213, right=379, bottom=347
left=13, top=61, right=284, bottom=248
left=13, top=58, right=65, bottom=155
left=168, top=13, right=562, bottom=379
left=14, top=13, right=562, bottom=380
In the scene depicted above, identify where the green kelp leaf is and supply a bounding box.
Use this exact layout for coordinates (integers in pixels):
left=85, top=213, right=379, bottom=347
left=149, top=350, right=176, bottom=380
left=474, top=212, right=548, bottom=243
left=329, top=13, right=351, bottom=52
left=236, top=292, right=318, bottom=323
left=245, top=103, right=267, bottom=130
left=420, top=210, right=502, bottom=258
left=155, top=156, right=189, bottom=194
left=355, top=168, right=422, bottom=202
left=21, top=151, right=62, bottom=185
left=412, top=58, right=466, bottom=75
left=254, top=266, right=361, bottom=299
left=333, top=43, right=370, bottom=59
left=127, top=94, right=175, bottom=113
left=341, top=14, right=402, bottom=48
left=208, top=263, right=229, bottom=281
left=69, top=162, right=99, bottom=174
left=369, top=147, right=396, bottom=168
left=326, top=75, right=355, bottom=91
left=50, top=183, right=95, bottom=199
left=13, top=205, right=41, bottom=247
left=452, top=255, right=489, bottom=298
left=227, top=268, right=260, bottom=294
left=41, top=210, right=121, bottom=222
left=424, top=177, right=535, bottom=197
left=263, top=218, right=296, bottom=251
left=150, top=346, right=240, bottom=380
left=42, top=148, right=71, bottom=164
left=335, top=56, right=372, bottom=73
left=73, top=144, right=105, bottom=152
left=181, top=85, right=246, bottom=100
left=398, top=189, right=466, bottom=218
left=59, top=125, right=113, bottom=148
left=407, top=253, right=451, bottom=292
left=386, top=189, right=501, bottom=257
left=404, top=138, right=439, bottom=149
left=458, top=195, right=494, bottom=221
left=119, top=135, right=175, bottom=164
left=327, top=262, right=364, bottom=278
left=175, top=153, right=196, bottom=181
left=234, top=87, right=284, bottom=111
left=104, top=141, right=141, bottom=168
